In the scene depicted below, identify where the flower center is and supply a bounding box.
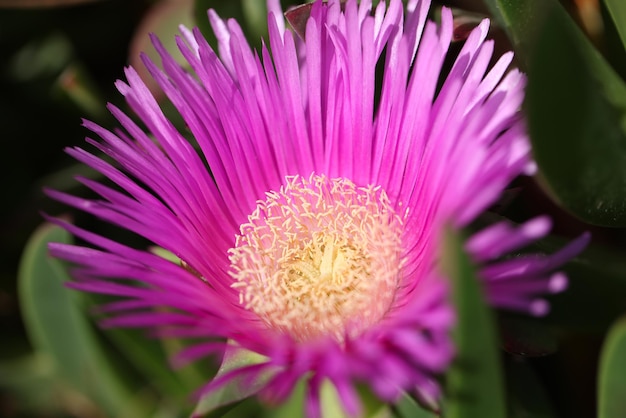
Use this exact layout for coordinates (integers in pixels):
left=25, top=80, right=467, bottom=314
left=229, top=174, right=405, bottom=342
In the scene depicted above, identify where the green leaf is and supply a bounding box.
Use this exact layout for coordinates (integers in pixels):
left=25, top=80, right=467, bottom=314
left=272, top=378, right=393, bottom=418
left=241, top=0, right=271, bottom=41
left=272, top=378, right=308, bottom=418
left=393, top=392, right=438, bottom=418
left=484, top=0, right=626, bottom=226
left=18, top=223, right=146, bottom=418
left=318, top=383, right=390, bottom=418
left=442, top=227, right=506, bottom=418
left=482, top=0, right=545, bottom=55
left=598, top=317, right=626, bottom=418
left=605, top=0, right=626, bottom=50
left=192, top=345, right=269, bottom=417
left=527, top=3, right=626, bottom=226
left=272, top=379, right=386, bottom=418
left=319, top=380, right=351, bottom=418
left=601, top=1, right=626, bottom=81
left=113, top=246, right=211, bottom=398
left=104, top=327, right=193, bottom=400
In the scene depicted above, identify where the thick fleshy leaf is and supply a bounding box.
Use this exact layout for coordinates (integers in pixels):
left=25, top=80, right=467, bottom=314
left=240, top=0, right=269, bottom=42
left=18, top=223, right=144, bottom=418
left=605, top=0, right=626, bottom=49
left=602, top=0, right=626, bottom=81
left=271, top=379, right=386, bottom=418
left=104, top=327, right=197, bottom=400
left=598, top=317, right=626, bottom=418
left=393, top=392, right=438, bottom=418
left=271, top=378, right=308, bottom=418
left=527, top=4, right=626, bottom=227
left=118, top=246, right=213, bottom=395
left=442, top=227, right=506, bottom=418
left=192, top=345, right=268, bottom=417
left=482, top=0, right=542, bottom=50
left=485, top=0, right=626, bottom=226
left=319, top=381, right=352, bottom=418
left=271, top=379, right=392, bottom=418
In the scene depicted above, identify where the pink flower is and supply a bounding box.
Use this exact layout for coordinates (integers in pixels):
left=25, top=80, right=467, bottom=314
left=46, top=0, right=588, bottom=416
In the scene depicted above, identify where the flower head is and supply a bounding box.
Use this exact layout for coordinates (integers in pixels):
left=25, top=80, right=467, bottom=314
left=46, top=0, right=588, bottom=416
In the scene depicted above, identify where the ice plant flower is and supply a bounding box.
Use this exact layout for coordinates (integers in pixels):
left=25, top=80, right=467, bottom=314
left=46, top=0, right=589, bottom=416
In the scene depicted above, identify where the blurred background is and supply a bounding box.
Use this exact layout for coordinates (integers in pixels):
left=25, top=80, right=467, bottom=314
left=1, top=0, right=625, bottom=417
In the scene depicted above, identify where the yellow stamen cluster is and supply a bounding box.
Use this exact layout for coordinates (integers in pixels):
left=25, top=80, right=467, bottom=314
left=229, top=174, right=405, bottom=342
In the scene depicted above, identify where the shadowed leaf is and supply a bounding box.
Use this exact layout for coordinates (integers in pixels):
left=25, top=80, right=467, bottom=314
left=605, top=0, right=626, bottom=50
left=484, top=0, right=626, bottom=226
left=442, top=227, right=506, bottom=418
